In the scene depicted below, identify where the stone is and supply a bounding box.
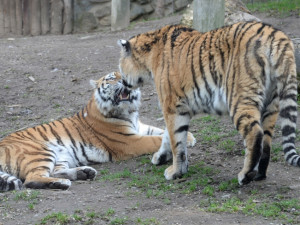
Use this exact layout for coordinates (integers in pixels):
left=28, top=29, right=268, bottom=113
left=99, top=15, right=111, bottom=26
left=175, top=0, right=189, bottom=11
left=93, top=4, right=111, bottom=18
left=131, top=2, right=145, bottom=20
left=225, top=11, right=260, bottom=25
left=142, top=3, right=154, bottom=14
left=137, top=0, right=150, bottom=4
left=74, top=12, right=97, bottom=32
left=89, top=0, right=110, bottom=3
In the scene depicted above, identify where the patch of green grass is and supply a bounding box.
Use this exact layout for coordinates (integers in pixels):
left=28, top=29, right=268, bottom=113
left=105, top=208, right=115, bottom=217
left=14, top=190, right=40, bottom=201
left=271, top=143, right=282, bottom=162
left=202, top=185, right=215, bottom=196
left=40, top=212, right=69, bottom=224
left=218, top=139, right=236, bottom=152
left=4, top=85, right=10, bottom=89
left=136, top=217, right=159, bottom=225
left=100, top=168, right=132, bottom=181
left=246, top=0, right=300, bottom=16
left=218, top=178, right=239, bottom=191
left=200, top=196, right=300, bottom=224
left=110, top=216, right=128, bottom=225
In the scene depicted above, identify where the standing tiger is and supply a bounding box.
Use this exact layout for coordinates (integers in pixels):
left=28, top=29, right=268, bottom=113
left=0, top=71, right=196, bottom=191
left=118, top=21, right=299, bottom=185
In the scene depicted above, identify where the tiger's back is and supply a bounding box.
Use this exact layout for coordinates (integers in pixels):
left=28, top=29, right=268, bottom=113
left=118, top=21, right=298, bottom=185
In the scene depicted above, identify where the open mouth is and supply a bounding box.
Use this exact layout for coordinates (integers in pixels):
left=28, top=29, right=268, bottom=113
left=118, top=88, right=130, bottom=101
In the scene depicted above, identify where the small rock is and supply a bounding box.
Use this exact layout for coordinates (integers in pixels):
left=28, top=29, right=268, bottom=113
left=28, top=76, right=35, bottom=82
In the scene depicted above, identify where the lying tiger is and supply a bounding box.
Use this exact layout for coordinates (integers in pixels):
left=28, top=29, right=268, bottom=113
left=0, top=71, right=196, bottom=191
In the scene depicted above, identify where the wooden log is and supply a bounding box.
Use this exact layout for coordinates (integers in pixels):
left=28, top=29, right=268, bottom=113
left=0, top=0, right=4, bottom=36
left=15, top=0, right=23, bottom=35
left=51, top=0, right=63, bottom=34
left=31, top=0, right=41, bottom=35
left=3, top=0, right=10, bottom=34
left=23, top=0, right=31, bottom=35
left=63, top=0, right=73, bottom=34
left=9, top=0, right=16, bottom=34
left=41, top=0, right=50, bottom=34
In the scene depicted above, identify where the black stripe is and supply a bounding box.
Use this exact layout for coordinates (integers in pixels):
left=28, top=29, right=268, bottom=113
left=47, top=123, right=64, bottom=146
left=279, top=106, right=297, bottom=123
left=58, top=120, right=77, bottom=148
left=236, top=113, right=251, bottom=131
left=113, top=131, right=135, bottom=136
left=37, top=127, right=49, bottom=142
left=274, top=42, right=289, bottom=69
left=25, top=166, right=51, bottom=177
left=175, top=141, right=182, bottom=148
left=262, top=110, right=278, bottom=122
left=263, top=130, right=272, bottom=137
left=175, top=125, right=189, bottom=134
left=249, top=131, right=263, bottom=170
left=282, top=125, right=295, bottom=137
left=285, top=150, right=296, bottom=161
left=244, top=121, right=259, bottom=137
left=282, top=137, right=295, bottom=145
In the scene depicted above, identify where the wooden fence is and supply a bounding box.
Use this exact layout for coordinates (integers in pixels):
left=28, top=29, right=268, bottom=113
left=0, top=0, right=73, bottom=36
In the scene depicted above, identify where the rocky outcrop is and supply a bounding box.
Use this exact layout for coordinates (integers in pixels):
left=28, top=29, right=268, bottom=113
left=181, top=0, right=260, bottom=27
left=74, top=0, right=191, bottom=32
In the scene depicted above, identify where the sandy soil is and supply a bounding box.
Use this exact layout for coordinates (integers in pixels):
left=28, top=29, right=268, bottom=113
left=0, top=14, right=300, bottom=225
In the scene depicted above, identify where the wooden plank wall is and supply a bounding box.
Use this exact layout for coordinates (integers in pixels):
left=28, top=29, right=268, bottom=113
left=0, top=0, right=73, bottom=36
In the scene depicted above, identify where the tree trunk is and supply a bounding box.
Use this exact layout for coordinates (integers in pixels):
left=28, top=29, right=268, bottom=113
left=193, top=0, right=225, bottom=32
left=23, top=0, right=31, bottom=35
left=51, top=0, right=63, bottom=34
left=0, top=0, right=4, bottom=36
left=111, top=0, right=130, bottom=31
left=155, top=0, right=165, bottom=18
left=63, top=0, right=73, bottom=34
left=41, top=0, right=50, bottom=34
left=15, top=0, right=23, bottom=35
left=3, top=0, right=10, bottom=34
left=9, top=0, right=16, bottom=34
left=31, top=0, right=41, bottom=36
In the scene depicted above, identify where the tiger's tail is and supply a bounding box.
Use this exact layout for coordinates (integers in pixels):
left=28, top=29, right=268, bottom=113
left=275, top=38, right=299, bottom=166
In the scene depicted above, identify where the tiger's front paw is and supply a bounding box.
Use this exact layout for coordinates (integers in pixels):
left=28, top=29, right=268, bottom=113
left=164, top=161, right=188, bottom=180
left=187, top=132, right=196, bottom=147
left=151, top=151, right=172, bottom=165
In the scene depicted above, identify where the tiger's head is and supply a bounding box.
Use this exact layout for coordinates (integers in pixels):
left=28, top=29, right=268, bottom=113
left=90, top=72, right=141, bottom=117
left=118, top=38, right=153, bottom=89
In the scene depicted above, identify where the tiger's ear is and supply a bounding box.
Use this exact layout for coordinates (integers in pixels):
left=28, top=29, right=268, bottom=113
left=90, top=80, right=97, bottom=89
left=118, top=39, right=131, bottom=55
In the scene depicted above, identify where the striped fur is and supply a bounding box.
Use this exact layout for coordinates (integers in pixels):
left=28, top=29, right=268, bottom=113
left=118, top=21, right=298, bottom=185
left=0, top=72, right=196, bottom=191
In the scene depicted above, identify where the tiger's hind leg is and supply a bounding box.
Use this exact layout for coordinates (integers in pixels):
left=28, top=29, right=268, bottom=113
left=0, top=171, right=23, bottom=191
left=52, top=162, right=97, bottom=181
left=233, top=106, right=264, bottom=185
left=254, top=99, right=279, bottom=181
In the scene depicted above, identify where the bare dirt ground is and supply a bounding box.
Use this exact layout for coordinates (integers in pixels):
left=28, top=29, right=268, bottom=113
left=0, top=14, right=300, bottom=225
